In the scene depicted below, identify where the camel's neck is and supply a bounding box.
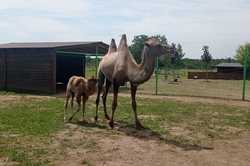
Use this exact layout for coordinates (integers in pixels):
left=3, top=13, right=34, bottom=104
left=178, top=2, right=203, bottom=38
left=128, top=46, right=156, bottom=84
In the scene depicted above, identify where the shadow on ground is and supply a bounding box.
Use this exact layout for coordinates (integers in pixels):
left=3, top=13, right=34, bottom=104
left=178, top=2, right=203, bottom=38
left=69, top=120, right=214, bottom=151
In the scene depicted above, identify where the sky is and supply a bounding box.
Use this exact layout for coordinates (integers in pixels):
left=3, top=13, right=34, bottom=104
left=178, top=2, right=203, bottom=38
left=0, top=0, right=250, bottom=59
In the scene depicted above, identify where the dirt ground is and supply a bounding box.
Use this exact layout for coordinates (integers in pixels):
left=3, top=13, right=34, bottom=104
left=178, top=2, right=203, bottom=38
left=1, top=94, right=250, bottom=166
left=51, top=123, right=250, bottom=166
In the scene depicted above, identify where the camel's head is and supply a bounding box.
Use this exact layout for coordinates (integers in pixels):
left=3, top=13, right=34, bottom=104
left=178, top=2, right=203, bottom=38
left=144, top=38, right=172, bottom=57
left=87, top=76, right=98, bottom=94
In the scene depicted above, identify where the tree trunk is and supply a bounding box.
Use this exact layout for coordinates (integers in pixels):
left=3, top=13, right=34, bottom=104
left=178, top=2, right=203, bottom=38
left=206, top=64, right=209, bottom=82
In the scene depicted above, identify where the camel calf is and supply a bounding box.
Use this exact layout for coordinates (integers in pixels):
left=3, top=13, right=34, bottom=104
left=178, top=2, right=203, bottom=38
left=64, top=76, right=97, bottom=122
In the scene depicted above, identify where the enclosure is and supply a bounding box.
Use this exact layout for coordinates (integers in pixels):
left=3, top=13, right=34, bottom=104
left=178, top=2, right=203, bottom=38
left=0, top=46, right=250, bottom=165
left=0, top=42, right=108, bottom=93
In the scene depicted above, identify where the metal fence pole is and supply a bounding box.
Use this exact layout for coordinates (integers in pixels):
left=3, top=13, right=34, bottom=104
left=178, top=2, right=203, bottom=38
left=242, top=47, right=248, bottom=101
left=155, top=56, right=159, bottom=95
left=95, top=46, right=99, bottom=77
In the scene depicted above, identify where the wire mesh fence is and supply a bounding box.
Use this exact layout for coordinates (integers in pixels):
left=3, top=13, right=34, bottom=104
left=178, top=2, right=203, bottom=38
left=137, top=69, right=249, bottom=101
left=85, top=50, right=249, bottom=101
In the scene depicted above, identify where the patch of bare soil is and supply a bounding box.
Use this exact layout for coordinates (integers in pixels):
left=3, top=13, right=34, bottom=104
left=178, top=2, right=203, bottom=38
left=48, top=123, right=250, bottom=166
left=0, top=95, right=52, bottom=103
left=2, top=92, right=249, bottom=108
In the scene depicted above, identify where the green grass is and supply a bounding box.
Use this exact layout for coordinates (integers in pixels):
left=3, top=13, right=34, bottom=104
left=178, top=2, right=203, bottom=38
left=0, top=94, right=250, bottom=164
left=85, top=64, right=97, bottom=78
left=0, top=99, right=64, bottom=136
left=0, top=142, right=49, bottom=166
left=107, top=97, right=250, bottom=134
left=0, top=91, right=17, bottom=95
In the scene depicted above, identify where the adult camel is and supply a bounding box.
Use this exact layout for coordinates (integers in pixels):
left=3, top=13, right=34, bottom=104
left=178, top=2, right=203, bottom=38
left=96, top=34, right=171, bottom=129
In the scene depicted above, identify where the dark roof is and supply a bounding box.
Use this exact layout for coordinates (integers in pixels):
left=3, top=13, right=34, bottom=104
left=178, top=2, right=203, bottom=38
left=216, top=63, right=243, bottom=68
left=0, top=41, right=108, bottom=49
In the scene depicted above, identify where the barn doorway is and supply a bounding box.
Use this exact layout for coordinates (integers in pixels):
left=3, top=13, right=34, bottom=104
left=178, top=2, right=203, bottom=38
left=56, top=52, right=85, bottom=93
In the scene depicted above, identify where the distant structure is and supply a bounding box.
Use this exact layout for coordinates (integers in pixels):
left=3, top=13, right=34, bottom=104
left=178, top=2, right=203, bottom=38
left=0, top=42, right=108, bottom=93
left=188, top=62, right=248, bottom=80
left=215, top=63, right=243, bottom=73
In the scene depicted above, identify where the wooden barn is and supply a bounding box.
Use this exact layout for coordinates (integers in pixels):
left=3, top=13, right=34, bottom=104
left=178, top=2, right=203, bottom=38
left=0, top=42, right=108, bottom=93
left=215, top=63, right=243, bottom=73
left=188, top=62, right=249, bottom=80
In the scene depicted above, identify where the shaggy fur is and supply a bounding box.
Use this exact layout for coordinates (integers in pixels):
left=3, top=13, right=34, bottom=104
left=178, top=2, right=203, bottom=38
left=64, top=76, right=97, bottom=122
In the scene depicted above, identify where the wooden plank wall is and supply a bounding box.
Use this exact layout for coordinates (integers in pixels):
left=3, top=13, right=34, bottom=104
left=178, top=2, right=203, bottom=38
left=188, top=72, right=247, bottom=80
left=0, top=49, right=6, bottom=89
left=5, top=48, right=56, bottom=93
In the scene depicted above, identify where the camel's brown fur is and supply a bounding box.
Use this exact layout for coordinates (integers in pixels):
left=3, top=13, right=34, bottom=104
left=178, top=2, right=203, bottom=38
left=64, top=76, right=97, bottom=122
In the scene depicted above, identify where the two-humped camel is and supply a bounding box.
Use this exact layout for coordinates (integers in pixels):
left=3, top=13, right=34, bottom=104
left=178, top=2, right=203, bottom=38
left=96, top=34, right=171, bottom=129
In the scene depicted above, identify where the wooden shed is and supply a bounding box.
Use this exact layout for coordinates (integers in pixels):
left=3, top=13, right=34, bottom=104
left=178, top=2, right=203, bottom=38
left=215, top=63, right=243, bottom=73
left=0, top=42, right=108, bottom=93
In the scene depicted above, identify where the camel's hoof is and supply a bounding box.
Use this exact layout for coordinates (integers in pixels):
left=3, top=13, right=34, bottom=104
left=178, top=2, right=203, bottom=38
left=109, top=121, right=114, bottom=129
left=105, top=115, right=110, bottom=121
left=68, top=117, right=73, bottom=122
left=80, top=118, right=86, bottom=122
left=94, top=116, right=98, bottom=122
left=135, top=122, right=145, bottom=130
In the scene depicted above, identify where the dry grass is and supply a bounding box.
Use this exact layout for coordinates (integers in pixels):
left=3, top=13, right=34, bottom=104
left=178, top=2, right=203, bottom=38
left=137, top=76, right=250, bottom=100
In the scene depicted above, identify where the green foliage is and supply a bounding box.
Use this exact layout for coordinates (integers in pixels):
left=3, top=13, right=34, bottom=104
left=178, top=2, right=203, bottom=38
left=129, top=34, right=148, bottom=63
left=129, top=34, right=185, bottom=69
left=201, top=45, right=212, bottom=65
left=201, top=45, right=212, bottom=80
left=176, top=43, right=185, bottom=64
left=235, top=43, right=250, bottom=65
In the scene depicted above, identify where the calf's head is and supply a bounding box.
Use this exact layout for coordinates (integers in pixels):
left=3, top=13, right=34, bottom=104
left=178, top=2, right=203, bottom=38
left=87, top=77, right=98, bottom=95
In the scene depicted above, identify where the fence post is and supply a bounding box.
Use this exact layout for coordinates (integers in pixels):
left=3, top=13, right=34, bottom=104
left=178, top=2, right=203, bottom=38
left=95, top=46, right=99, bottom=77
left=242, top=47, right=248, bottom=101
left=155, top=56, right=159, bottom=95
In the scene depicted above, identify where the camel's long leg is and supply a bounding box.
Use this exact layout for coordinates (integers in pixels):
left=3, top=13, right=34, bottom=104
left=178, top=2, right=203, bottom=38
left=109, top=84, right=119, bottom=129
left=102, top=79, right=111, bottom=120
left=70, top=93, right=75, bottom=108
left=64, top=92, right=71, bottom=122
left=68, top=95, right=81, bottom=121
left=130, top=83, right=144, bottom=129
left=95, top=71, right=105, bottom=122
left=82, top=96, right=88, bottom=120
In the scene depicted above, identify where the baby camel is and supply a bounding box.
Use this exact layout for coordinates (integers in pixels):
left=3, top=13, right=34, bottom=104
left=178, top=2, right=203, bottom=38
left=64, top=76, right=97, bottom=122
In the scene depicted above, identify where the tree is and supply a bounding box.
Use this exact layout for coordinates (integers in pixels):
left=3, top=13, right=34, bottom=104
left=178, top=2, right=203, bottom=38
left=161, top=43, right=185, bottom=68
left=129, top=34, right=148, bottom=63
left=129, top=34, right=169, bottom=63
left=152, top=34, right=168, bottom=46
left=201, top=45, right=212, bottom=81
left=235, top=43, right=250, bottom=65
left=175, top=43, right=185, bottom=66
